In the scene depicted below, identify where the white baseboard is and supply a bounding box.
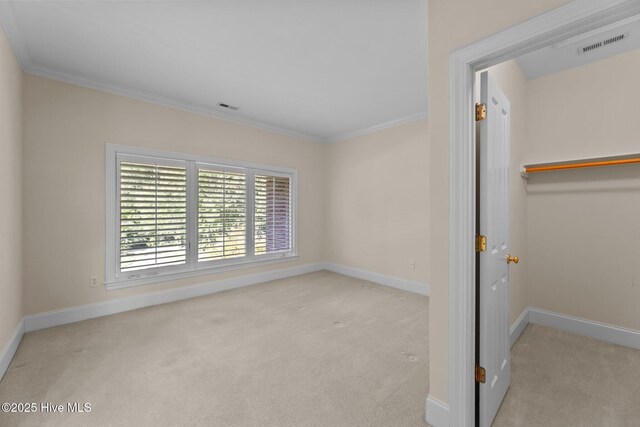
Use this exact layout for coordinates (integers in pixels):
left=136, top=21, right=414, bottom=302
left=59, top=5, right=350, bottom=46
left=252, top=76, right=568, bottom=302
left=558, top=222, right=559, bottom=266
left=22, top=262, right=427, bottom=334
left=0, top=319, right=24, bottom=381
left=425, top=394, right=450, bottom=427
left=510, top=308, right=530, bottom=348
left=322, top=263, right=428, bottom=296
left=528, top=307, right=640, bottom=350
left=24, top=263, right=325, bottom=332
left=427, top=308, right=639, bottom=427
left=10, top=263, right=420, bottom=376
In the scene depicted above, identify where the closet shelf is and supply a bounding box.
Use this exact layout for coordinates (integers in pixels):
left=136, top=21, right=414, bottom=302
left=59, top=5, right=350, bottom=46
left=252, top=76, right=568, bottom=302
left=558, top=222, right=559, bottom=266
left=521, top=153, right=640, bottom=178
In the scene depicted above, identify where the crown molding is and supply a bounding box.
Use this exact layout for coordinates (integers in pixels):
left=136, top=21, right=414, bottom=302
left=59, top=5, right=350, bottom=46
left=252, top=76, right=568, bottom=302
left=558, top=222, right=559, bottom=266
left=0, top=1, right=29, bottom=67
left=25, top=62, right=428, bottom=145
left=327, top=112, right=427, bottom=143
left=0, top=2, right=427, bottom=145
left=24, top=64, right=327, bottom=144
left=0, top=3, right=329, bottom=144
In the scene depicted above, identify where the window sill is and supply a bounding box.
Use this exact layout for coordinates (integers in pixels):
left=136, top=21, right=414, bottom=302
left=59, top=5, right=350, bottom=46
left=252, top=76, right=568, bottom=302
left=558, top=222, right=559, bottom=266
left=105, top=254, right=299, bottom=291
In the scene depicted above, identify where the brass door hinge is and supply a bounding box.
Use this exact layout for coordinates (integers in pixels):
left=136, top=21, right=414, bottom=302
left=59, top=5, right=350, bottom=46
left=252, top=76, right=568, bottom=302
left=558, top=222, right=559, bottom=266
left=475, top=103, right=487, bottom=121
left=475, top=365, right=486, bottom=384
left=476, top=235, right=487, bottom=252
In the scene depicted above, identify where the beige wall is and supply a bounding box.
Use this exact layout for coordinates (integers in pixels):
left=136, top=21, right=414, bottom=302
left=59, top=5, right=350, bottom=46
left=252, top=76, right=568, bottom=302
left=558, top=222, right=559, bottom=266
left=427, top=0, right=570, bottom=404
left=324, top=120, right=429, bottom=285
left=22, top=74, right=431, bottom=317
left=485, top=48, right=640, bottom=348
left=487, top=61, right=529, bottom=328
left=525, top=49, right=640, bottom=331
left=22, top=74, right=326, bottom=315
left=17, top=2, right=636, bottom=413
left=0, top=27, right=23, bottom=350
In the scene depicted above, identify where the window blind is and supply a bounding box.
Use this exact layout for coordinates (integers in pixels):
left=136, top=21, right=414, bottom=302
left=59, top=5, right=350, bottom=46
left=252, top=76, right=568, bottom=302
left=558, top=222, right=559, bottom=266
left=198, top=168, right=247, bottom=262
left=119, top=161, right=187, bottom=272
left=255, top=174, right=292, bottom=254
left=108, top=146, right=296, bottom=287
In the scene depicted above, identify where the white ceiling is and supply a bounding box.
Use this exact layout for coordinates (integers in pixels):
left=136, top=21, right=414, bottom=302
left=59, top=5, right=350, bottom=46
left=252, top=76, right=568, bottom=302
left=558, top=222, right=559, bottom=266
left=0, top=1, right=428, bottom=143
left=517, top=14, right=640, bottom=80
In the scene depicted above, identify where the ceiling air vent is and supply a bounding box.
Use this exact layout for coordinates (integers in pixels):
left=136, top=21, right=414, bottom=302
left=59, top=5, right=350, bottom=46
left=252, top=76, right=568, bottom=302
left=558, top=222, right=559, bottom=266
left=217, top=102, right=239, bottom=111
left=577, top=33, right=628, bottom=54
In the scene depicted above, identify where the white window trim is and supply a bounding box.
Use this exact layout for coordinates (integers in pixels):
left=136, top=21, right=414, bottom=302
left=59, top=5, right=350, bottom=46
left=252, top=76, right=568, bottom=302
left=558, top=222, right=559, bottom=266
left=106, top=143, right=298, bottom=290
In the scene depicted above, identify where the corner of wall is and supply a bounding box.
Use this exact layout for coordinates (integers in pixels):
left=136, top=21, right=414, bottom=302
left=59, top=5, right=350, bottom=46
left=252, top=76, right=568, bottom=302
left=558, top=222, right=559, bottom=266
left=321, top=139, right=331, bottom=264
left=0, top=20, right=25, bottom=381
left=19, top=62, right=25, bottom=326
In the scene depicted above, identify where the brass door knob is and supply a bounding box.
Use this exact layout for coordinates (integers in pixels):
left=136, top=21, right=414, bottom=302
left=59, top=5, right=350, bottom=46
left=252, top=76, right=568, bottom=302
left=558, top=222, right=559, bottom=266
left=506, top=255, right=519, bottom=264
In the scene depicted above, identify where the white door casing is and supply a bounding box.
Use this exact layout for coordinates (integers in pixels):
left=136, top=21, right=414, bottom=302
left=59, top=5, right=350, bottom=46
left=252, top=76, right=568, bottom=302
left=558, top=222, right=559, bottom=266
left=478, top=71, right=510, bottom=427
left=446, top=2, right=640, bottom=427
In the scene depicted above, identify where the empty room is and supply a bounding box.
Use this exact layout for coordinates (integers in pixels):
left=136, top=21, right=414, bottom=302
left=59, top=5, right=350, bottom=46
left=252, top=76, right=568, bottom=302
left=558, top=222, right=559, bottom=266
left=0, top=1, right=430, bottom=426
left=2, top=1, right=640, bottom=427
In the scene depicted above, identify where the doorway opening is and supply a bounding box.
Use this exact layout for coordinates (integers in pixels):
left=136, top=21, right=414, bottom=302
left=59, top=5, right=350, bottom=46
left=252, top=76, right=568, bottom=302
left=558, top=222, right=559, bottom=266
left=448, top=2, right=640, bottom=426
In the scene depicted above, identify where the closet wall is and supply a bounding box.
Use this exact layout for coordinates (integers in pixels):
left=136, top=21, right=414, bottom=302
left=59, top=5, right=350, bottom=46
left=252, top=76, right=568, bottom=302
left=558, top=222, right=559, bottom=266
left=524, top=48, right=640, bottom=331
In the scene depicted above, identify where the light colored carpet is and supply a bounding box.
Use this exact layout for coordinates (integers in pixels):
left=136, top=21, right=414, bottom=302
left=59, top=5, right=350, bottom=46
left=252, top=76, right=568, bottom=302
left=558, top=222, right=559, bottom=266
left=494, top=323, right=640, bottom=426
left=0, top=271, right=429, bottom=427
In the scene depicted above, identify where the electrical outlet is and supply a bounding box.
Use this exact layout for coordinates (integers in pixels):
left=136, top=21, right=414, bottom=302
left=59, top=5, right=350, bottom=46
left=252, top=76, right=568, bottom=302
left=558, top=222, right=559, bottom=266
left=409, top=260, right=415, bottom=270
left=90, top=276, right=99, bottom=288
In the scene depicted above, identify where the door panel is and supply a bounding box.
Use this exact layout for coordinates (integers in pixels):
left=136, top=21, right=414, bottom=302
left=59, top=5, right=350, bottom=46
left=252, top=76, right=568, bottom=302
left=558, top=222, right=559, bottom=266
left=478, top=71, right=511, bottom=427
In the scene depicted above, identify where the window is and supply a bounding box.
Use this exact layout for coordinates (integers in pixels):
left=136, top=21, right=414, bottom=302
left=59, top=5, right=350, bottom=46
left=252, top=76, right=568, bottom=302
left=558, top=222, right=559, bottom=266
left=197, top=167, right=247, bottom=262
left=254, top=174, right=292, bottom=254
left=119, top=158, right=188, bottom=273
left=106, top=145, right=296, bottom=288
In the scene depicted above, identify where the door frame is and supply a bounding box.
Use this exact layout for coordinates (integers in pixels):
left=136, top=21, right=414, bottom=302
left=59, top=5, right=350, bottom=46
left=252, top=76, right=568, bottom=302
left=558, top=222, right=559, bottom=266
left=448, top=1, right=640, bottom=426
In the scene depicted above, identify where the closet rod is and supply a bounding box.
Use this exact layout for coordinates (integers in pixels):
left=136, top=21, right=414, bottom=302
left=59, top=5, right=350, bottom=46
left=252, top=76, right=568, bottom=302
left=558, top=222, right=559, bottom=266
left=521, top=154, right=640, bottom=177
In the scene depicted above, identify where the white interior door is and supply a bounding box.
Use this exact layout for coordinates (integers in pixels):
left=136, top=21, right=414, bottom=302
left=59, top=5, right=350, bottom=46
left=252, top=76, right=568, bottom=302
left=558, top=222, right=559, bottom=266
left=478, top=71, right=511, bottom=427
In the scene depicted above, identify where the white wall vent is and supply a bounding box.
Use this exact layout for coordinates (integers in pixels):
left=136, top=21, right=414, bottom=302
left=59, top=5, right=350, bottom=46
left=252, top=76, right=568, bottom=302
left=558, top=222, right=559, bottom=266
left=217, top=102, right=239, bottom=111
left=578, top=33, right=628, bottom=54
